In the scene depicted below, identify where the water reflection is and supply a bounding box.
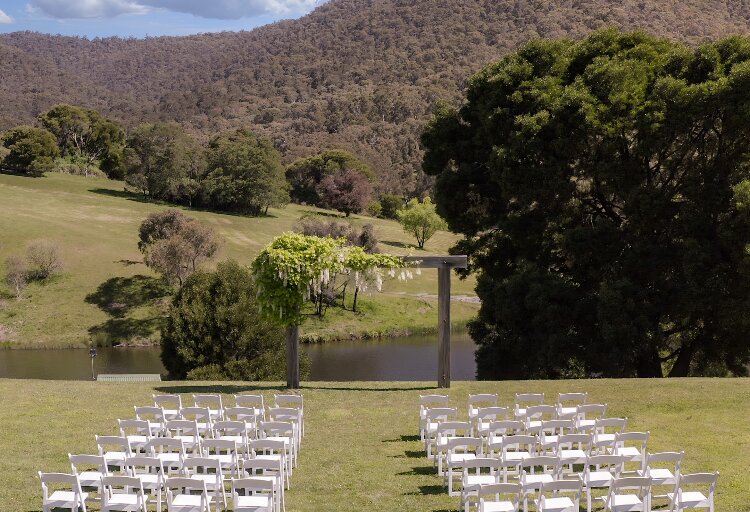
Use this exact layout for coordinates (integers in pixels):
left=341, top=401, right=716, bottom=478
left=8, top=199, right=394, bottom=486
left=0, top=332, right=478, bottom=381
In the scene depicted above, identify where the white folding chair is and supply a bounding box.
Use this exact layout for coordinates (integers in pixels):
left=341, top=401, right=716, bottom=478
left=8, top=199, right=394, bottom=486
left=96, top=435, right=133, bottom=470
left=583, top=454, right=625, bottom=512
left=469, top=394, right=499, bottom=424
left=538, top=420, right=577, bottom=453
left=424, top=407, right=459, bottom=458
left=213, top=420, right=252, bottom=457
left=242, top=457, right=285, bottom=512
left=445, top=437, right=482, bottom=496
left=124, top=455, right=166, bottom=512
left=202, top=438, right=241, bottom=478
left=434, top=420, right=472, bottom=470
left=100, top=475, right=148, bottom=512
left=593, top=418, right=628, bottom=453
left=460, top=458, right=501, bottom=512
left=486, top=420, right=525, bottom=450
left=154, top=394, right=183, bottom=420
left=419, top=394, right=450, bottom=441
left=165, top=476, right=211, bottom=512
left=602, top=476, right=652, bottom=512
left=524, top=405, right=558, bottom=434
left=181, top=457, right=227, bottom=512
left=69, top=453, right=109, bottom=494
left=193, top=394, right=224, bottom=422
left=249, top=439, right=291, bottom=489
left=536, top=479, right=583, bottom=512
left=145, top=437, right=187, bottom=474
left=555, top=433, right=593, bottom=470
left=179, top=408, right=213, bottom=437
left=231, top=477, right=274, bottom=512
left=118, top=419, right=153, bottom=453
left=273, top=394, right=304, bottom=437
left=267, top=407, right=302, bottom=452
left=575, top=404, right=608, bottom=432
left=474, top=406, right=510, bottom=438
left=235, top=395, right=266, bottom=421
left=477, top=482, right=523, bottom=512
left=667, top=472, right=718, bottom=512
left=165, top=420, right=202, bottom=453
left=556, top=393, right=588, bottom=420
left=610, top=432, right=649, bottom=469
left=258, top=421, right=297, bottom=470
left=39, top=471, right=88, bottom=512
left=643, top=451, right=683, bottom=508
left=224, top=407, right=260, bottom=439
left=134, top=405, right=167, bottom=436
left=520, top=456, right=561, bottom=512
left=497, top=435, right=536, bottom=464
left=514, top=393, right=544, bottom=420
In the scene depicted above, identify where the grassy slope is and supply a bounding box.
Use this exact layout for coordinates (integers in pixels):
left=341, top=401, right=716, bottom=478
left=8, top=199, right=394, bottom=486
left=0, top=173, right=478, bottom=348
left=1, top=378, right=746, bottom=511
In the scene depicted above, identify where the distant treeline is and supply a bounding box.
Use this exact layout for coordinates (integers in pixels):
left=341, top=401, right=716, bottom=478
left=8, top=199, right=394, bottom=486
left=0, top=104, right=407, bottom=217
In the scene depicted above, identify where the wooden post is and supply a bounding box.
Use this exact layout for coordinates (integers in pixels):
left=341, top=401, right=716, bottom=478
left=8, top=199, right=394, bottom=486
left=437, top=264, right=451, bottom=388
left=286, top=324, right=300, bottom=389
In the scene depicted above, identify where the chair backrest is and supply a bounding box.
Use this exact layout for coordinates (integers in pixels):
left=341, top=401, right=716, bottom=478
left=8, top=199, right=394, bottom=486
left=425, top=407, right=458, bottom=422
left=166, top=476, right=209, bottom=508
left=488, top=420, right=525, bottom=438
left=608, top=476, right=651, bottom=501
left=469, top=393, right=498, bottom=409
left=180, top=407, right=211, bottom=422
left=645, top=451, right=683, bottom=476
left=585, top=454, right=625, bottom=476
left=477, top=482, right=523, bottom=509
left=476, top=406, right=510, bottom=422
left=515, top=393, right=544, bottom=407
left=225, top=406, right=260, bottom=423
left=145, top=437, right=186, bottom=456
left=436, top=420, right=471, bottom=437
left=274, top=394, right=303, bottom=410
left=202, top=438, right=239, bottom=456
left=118, top=418, right=152, bottom=436
left=249, top=438, right=287, bottom=457
left=101, top=475, right=144, bottom=493
left=243, top=457, right=283, bottom=475
left=181, top=456, right=222, bottom=478
left=539, top=479, right=582, bottom=508
left=259, top=420, right=294, bottom=437
left=446, top=436, right=482, bottom=453
left=558, top=392, right=587, bottom=405
left=235, top=394, right=265, bottom=410
left=462, top=457, right=501, bottom=472
left=96, top=435, right=131, bottom=454
left=69, top=453, right=108, bottom=475
left=576, top=403, right=607, bottom=418
left=556, top=433, right=592, bottom=450
left=153, top=394, right=182, bottom=409
left=538, top=419, right=576, bottom=438
left=193, top=394, right=223, bottom=409
left=672, top=472, right=719, bottom=506
left=502, top=435, right=536, bottom=452
left=232, top=477, right=274, bottom=495
left=135, top=405, right=166, bottom=422
left=165, top=419, right=200, bottom=436
left=520, top=456, right=560, bottom=477
left=614, top=431, right=649, bottom=452
left=596, top=417, right=627, bottom=434
left=268, top=407, right=301, bottom=423
left=420, top=394, right=449, bottom=407
left=213, top=420, right=249, bottom=437
left=124, top=455, right=166, bottom=476
left=523, top=404, right=557, bottom=422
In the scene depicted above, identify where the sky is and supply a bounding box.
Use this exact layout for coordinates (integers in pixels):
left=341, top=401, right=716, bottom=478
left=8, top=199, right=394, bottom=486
left=0, top=0, right=326, bottom=38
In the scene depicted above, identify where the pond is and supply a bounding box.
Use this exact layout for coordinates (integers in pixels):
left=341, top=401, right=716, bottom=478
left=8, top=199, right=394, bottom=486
left=0, top=332, right=478, bottom=381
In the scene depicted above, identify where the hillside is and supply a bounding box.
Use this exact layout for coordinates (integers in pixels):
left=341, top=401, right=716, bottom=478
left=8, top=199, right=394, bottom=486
left=3, top=0, right=750, bottom=197
left=0, top=172, right=477, bottom=348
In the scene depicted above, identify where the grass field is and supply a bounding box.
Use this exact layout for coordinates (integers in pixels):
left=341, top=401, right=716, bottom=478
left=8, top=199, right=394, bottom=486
left=0, top=172, right=478, bottom=348
left=1, top=378, right=747, bottom=511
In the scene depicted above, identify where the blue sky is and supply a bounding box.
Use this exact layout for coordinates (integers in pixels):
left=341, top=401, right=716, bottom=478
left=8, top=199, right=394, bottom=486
left=0, top=0, right=326, bottom=38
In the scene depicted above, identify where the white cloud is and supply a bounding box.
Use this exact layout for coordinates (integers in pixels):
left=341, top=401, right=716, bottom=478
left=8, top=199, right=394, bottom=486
left=25, top=0, right=323, bottom=20
left=27, top=0, right=150, bottom=19
left=140, top=0, right=321, bottom=19
left=0, top=8, right=14, bottom=24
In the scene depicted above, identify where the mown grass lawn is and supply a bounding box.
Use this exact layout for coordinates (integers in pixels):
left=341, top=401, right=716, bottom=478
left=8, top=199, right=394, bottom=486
left=0, top=173, right=478, bottom=348
left=1, top=378, right=747, bottom=511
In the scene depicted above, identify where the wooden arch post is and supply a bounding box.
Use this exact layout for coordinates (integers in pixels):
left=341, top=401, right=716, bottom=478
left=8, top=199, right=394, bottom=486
left=286, top=254, right=468, bottom=390
left=404, top=256, right=468, bottom=388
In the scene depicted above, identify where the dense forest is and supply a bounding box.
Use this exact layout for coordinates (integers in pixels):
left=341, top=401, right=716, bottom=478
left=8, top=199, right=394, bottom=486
left=2, top=0, right=750, bottom=196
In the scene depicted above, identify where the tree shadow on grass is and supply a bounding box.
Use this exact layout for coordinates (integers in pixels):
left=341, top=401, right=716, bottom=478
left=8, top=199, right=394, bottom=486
left=85, top=275, right=171, bottom=318
left=89, top=187, right=152, bottom=203
left=381, top=240, right=410, bottom=249
left=397, top=466, right=436, bottom=477
left=382, top=434, right=420, bottom=443
left=88, top=317, right=165, bottom=346
left=154, top=384, right=285, bottom=393
left=301, top=384, right=437, bottom=392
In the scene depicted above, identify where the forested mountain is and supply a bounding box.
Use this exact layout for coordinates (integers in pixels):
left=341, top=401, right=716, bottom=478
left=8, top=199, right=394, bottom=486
left=3, top=0, right=750, bottom=196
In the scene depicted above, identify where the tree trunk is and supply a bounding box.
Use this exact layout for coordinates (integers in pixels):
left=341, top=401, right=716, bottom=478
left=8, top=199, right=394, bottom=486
left=668, top=342, right=696, bottom=377
left=636, top=347, right=663, bottom=378
left=352, top=287, right=359, bottom=312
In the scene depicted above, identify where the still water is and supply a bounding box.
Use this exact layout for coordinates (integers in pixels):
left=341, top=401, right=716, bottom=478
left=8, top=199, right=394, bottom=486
left=0, top=332, right=478, bottom=381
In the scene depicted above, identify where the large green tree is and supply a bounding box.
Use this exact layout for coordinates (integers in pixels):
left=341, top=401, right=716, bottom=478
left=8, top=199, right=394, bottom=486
left=161, top=260, right=291, bottom=380
left=1, top=126, right=59, bottom=176
left=422, top=29, right=750, bottom=379
left=203, top=129, right=289, bottom=215
left=38, top=104, right=126, bottom=178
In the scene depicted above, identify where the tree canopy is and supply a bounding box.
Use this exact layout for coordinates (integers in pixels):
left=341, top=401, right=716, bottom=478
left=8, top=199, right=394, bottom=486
left=396, top=197, right=447, bottom=249
left=1, top=125, right=59, bottom=176
left=286, top=149, right=373, bottom=206
left=422, top=28, right=750, bottom=379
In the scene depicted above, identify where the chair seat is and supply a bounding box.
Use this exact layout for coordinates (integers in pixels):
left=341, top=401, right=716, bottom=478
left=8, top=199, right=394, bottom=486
left=126, top=435, right=149, bottom=446
left=647, top=468, right=675, bottom=484
left=106, top=493, right=149, bottom=507
left=481, top=500, right=517, bottom=512
left=558, top=406, right=577, bottom=417
left=578, top=419, right=596, bottom=429
left=537, top=496, right=576, bottom=511
left=601, top=494, right=643, bottom=509
left=503, top=452, right=531, bottom=462
left=558, top=449, right=587, bottom=463
left=47, top=490, right=89, bottom=506
left=463, top=474, right=496, bottom=489
left=447, top=453, right=477, bottom=465
left=189, top=474, right=222, bottom=487
left=613, top=447, right=641, bottom=459
left=78, top=470, right=105, bottom=487
left=666, top=491, right=710, bottom=508
left=104, top=452, right=128, bottom=464
left=172, top=494, right=214, bottom=506
left=585, top=471, right=614, bottom=487
left=523, top=473, right=553, bottom=488
left=595, top=433, right=616, bottom=446
left=135, top=473, right=161, bottom=488
left=235, top=494, right=272, bottom=509
left=541, top=435, right=559, bottom=447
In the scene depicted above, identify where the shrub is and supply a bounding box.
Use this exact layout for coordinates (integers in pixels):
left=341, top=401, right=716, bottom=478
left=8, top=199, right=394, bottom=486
left=378, top=194, right=404, bottom=219
left=5, top=256, right=27, bottom=299
left=25, top=240, right=63, bottom=279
